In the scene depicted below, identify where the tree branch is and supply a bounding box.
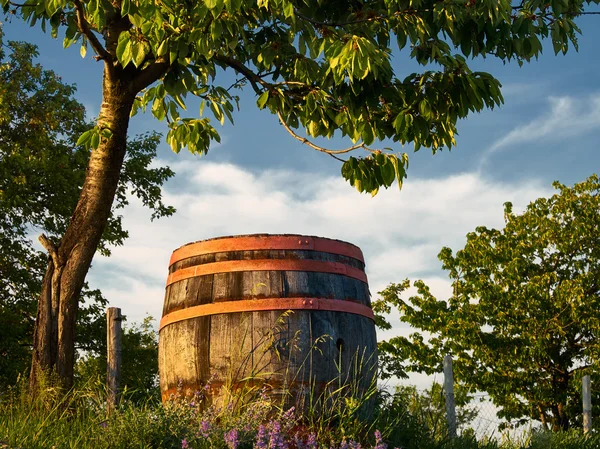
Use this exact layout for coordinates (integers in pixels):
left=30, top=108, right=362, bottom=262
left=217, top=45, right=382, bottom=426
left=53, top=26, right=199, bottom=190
left=7, top=1, right=39, bottom=7
left=129, top=58, right=170, bottom=94
left=39, top=234, right=59, bottom=268
left=72, top=0, right=111, bottom=62
left=293, top=8, right=387, bottom=28
left=213, top=54, right=269, bottom=95
left=276, top=110, right=371, bottom=157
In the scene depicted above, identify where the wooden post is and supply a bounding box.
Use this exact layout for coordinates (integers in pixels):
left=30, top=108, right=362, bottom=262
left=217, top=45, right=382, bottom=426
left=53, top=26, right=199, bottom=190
left=583, top=375, right=592, bottom=434
left=444, top=354, right=457, bottom=438
left=107, top=307, right=122, bottom=415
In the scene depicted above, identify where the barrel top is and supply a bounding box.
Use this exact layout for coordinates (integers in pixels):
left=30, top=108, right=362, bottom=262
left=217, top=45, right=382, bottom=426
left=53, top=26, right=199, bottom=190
left=169, top=233, right=364, bottom=267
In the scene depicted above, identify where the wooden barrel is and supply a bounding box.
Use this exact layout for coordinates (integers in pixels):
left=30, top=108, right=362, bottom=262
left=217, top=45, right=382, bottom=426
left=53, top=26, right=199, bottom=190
left=158, top=234, right=377, bottom=409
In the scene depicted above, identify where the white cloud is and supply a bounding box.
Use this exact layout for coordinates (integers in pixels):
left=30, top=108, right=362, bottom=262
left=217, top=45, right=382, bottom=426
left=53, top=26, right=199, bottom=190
left=479, top=94, right=600, bottom=170
left=88, top=162, right=551, bottom=329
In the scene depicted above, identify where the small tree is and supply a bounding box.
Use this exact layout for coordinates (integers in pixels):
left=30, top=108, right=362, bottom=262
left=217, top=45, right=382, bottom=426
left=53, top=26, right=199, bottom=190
left=2, top=0, right=598, bottom=390
left=375, top=175, right=600, bottom=431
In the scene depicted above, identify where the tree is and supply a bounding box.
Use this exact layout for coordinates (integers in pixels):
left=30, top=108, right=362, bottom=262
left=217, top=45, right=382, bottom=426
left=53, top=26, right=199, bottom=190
left=1, top=0, right=597, bottom=391
left=0, top=35, right=174, bottom=390
left=374, top=175, right=600, bottom=431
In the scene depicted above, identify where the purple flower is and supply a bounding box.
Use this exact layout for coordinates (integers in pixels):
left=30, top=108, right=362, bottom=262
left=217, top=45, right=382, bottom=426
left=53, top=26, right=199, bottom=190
left=348, top=442, right=362, bottom=449
left=198, top=419, right=211, bottom=438
left=268, top=421, right=287, bottom=449
left=339, top=438, right=348, bottom=449
left=306, top=433, right=318, bottom=449
left=374, top=430, right=387, bottom=449
left=281, top=406, right=295, bottom=422
left=224, top=429, right=239, bottom=449
left=181, top=438, right=189, bottom=449
left=256, top=424, right=269, bottom=449
left=99, top=421, right=107, bottom=429
left=204, top=373, right=215, bottom=391
left=293, top=432, right=306, bottom=449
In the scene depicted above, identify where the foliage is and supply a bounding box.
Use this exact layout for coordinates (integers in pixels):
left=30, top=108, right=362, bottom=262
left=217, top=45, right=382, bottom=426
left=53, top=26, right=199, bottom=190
left=374, top=175, right=600, bottom=431
left=0, top=34, right=174, bottom=390
left=5, top=381, right=594, bottom=449
left=393, top=382, right=478, bottom=441
left=3, top=0, right=598, bottom=195
left=75, top=315, right=160, bottom=403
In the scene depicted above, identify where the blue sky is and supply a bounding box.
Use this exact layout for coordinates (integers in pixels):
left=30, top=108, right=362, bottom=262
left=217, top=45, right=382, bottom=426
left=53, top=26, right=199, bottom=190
left=3, top=12, right=600, bottom=387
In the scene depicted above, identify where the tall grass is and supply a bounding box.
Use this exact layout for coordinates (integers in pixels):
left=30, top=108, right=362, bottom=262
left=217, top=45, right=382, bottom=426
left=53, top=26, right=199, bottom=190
left=2, top=373, right=599, bottom=449
left=2, top=313, right=598, bottom=449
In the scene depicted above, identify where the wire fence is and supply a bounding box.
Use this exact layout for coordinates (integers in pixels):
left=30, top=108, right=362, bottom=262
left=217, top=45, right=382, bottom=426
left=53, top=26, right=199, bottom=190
left=412, top=356, right=595, bottom=442
left=404, top=387, right=537, bottom=442
left=461, top=393, right=500, bottom=439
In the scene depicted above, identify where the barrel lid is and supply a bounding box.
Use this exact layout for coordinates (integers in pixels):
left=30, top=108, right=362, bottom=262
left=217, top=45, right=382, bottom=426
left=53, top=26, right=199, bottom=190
left=169, top=233, right=364, bottom=267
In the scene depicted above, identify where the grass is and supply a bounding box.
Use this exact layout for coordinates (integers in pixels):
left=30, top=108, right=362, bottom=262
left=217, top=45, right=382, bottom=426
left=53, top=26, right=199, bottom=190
left=2, top=376, right=599, bottom=449
left=1, top=316, right=597, bottom=449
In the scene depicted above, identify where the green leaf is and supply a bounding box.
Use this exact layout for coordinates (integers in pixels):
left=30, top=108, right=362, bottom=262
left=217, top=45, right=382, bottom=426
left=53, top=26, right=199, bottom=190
left=76, top=129, right=94, bottom=147
left=132, top=41, right=148, bottom=68
left=257, top=91, right=269, bottom=109
left=116, top=32, right=132, bottom=66
left=90, top=131, right=100, bottom=150
left=209, top=102, right=224, bottom=125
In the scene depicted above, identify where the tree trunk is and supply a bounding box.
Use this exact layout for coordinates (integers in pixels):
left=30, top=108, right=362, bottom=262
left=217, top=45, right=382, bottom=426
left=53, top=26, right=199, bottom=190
left=29, top=64, right=136, bottom=392
left=29, top=259, right=58, bottom=389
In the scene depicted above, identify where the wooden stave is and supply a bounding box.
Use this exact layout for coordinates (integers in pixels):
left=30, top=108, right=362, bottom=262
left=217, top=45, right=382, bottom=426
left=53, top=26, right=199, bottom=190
left=159, top=240, right=377, bottom=406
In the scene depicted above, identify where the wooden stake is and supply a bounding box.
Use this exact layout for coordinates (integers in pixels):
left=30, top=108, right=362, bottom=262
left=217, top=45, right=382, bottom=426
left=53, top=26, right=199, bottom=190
left=583, top=375, right=592, bottom=434
left=107, top=307, right=122, bottom=415
left=444, top=354, right=457, bottom=438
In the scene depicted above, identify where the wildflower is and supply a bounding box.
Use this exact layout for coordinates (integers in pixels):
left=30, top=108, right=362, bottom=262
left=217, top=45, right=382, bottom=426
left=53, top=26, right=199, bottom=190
left=224, top=429, right=239, bottom=449
left=292, top=433, right=305, bottom=449
left=268, top=421, right=287, bottom=449
left=99, top=421, right=108, bottom=429
left=204, top=373, right=216, bottom=391
left=338, top=438, right=349, bottom=449
left=181, top=438, right=189, bottom=449
left=281, top=406, right=295, bottom=422
left=306, top=433, right=318, bottom=449
left=256, top=425, right=268, bottom=449
left=199, top=419, right=211, bottom=438
left=374, top=430, right=387, bottom=449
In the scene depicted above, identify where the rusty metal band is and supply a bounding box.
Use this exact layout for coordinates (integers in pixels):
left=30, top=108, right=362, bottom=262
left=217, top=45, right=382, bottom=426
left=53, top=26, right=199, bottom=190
left=169, top=236, right=364, bottom=267
left=159, top=297, right=375, bottom=330
left=166, top=259, right=368, bottom=286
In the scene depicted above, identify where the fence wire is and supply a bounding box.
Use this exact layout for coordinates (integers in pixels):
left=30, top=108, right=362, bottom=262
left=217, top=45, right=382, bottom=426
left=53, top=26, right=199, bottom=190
left=408, top=388, right=537, bottom=442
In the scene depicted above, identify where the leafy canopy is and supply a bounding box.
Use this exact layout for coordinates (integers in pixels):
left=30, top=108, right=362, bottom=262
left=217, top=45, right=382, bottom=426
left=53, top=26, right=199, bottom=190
left=374, top=175, right=600, bottom=430
left=3, top=0, right=598, bottom=195
left=0, top=35, right=173, bottom=388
